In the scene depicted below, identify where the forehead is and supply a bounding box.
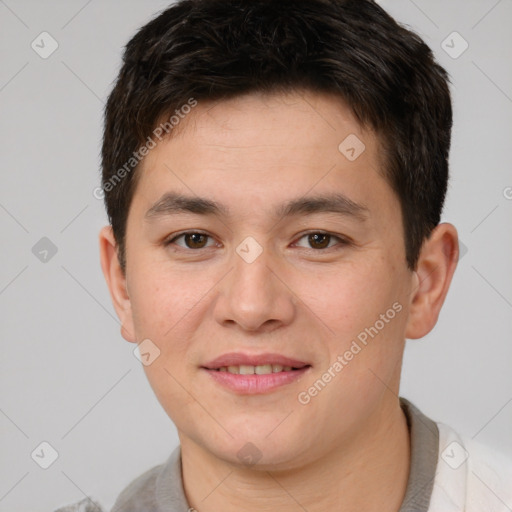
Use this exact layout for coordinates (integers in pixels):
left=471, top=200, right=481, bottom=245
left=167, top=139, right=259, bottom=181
left=132, top=90, right=396, bottom=223
left=168, top=90, right=373, bottom=156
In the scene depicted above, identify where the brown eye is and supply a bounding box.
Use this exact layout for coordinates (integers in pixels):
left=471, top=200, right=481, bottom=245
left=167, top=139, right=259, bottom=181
left=294, top=231, right=348, bottom=251
left=166, top=232, right=215, bottom=249
left=308, top=233, right=331, bottom=249
left=183, top=233, right=208, bottom=248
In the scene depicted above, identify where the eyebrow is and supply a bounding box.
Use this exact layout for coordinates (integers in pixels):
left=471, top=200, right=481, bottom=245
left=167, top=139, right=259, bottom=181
left=144, top=191, right=369, bottom=222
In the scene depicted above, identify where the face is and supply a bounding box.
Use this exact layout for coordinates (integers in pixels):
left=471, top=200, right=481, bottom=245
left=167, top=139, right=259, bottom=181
left=106, top=90, right=420, bottom=469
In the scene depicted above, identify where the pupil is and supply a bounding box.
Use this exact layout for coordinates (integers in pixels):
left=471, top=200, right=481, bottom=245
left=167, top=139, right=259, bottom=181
left=184, top=233, right=330, bottom=250
left=309, top=233, right=329, bottom=249
left=186, top=233, right=206, bottom=248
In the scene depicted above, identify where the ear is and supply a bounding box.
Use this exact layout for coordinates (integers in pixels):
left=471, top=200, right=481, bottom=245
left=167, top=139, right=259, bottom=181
left=405, top=223, right=459, bottom=339
left=99, top=226, right=136, bottom=343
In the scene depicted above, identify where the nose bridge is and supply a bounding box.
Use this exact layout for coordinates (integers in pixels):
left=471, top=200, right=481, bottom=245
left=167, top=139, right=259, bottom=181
left=233, top=244, right=274, bottom=298
left=214, top=239, right=295, bottom=331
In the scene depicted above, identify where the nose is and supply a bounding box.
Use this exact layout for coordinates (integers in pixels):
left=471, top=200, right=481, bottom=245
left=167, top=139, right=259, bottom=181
left=213, top=245, right=296, bottom=333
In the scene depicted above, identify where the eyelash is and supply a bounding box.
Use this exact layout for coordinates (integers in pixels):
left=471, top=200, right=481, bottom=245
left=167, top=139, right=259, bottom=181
left=164, top=230, right=351, bottom=252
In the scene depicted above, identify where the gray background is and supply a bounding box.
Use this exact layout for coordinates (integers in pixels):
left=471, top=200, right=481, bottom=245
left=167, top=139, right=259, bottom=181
left=1, top=0, right=511, bottom=510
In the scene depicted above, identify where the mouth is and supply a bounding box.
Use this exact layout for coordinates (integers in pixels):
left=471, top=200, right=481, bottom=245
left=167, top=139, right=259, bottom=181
left=211, top=364, right=307, bottom=374
left=201, top=353, right=311, bottom=394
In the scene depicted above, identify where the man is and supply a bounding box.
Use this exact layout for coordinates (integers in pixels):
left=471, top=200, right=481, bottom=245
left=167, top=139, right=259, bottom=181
left=56, top=0, right=512, bottom=510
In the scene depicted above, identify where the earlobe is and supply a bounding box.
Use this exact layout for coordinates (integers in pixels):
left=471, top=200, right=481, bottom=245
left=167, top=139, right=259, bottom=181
left=405, top=223, right=459, bottom=340
left=98, top=226, right=136, bottom=343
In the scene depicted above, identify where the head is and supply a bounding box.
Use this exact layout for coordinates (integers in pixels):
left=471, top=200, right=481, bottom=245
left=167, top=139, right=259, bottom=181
left=99, top=0, right=458, bottom=469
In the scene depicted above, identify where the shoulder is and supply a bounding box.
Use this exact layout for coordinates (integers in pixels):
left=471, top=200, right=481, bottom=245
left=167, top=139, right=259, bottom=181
left=53, top=497, right=104, bottom=512
left=463, top=430, right=512, bottom=509
left=110, top=461, right=164, bottom=512
left=429, top=421, right=512, bottom=511
left=53, top=462, right=164, bottom=512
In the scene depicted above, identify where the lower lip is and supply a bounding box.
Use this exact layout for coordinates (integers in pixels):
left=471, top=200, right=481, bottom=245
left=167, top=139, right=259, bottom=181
left=202, top=367, right=310, bottom=394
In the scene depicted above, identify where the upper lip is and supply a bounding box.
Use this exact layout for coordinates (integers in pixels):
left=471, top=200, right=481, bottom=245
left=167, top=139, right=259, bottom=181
left=202, top=352, right=310, bottom=369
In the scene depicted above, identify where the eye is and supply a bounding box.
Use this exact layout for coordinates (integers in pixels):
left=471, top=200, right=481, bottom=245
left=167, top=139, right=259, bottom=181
left=165, top=231, right=217, bottom=250
left=164, top=230, right=349, bottom=252
left=294, top=231, right=348, bottom=250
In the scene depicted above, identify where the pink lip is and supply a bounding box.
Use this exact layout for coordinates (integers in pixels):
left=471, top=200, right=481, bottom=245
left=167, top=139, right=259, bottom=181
left=202, top=352, right=309, bottom=369
left=203, top=366, right=310, bottom=394
left=201, top=352, right=311, bottom=395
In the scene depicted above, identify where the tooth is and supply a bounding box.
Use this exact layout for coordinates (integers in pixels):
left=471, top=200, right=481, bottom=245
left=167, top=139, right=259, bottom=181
left=255, top=364, right=273, bottom=375
left=224, top=365, right=291, bottom=375
left=239, top=365, right=255, bottom=375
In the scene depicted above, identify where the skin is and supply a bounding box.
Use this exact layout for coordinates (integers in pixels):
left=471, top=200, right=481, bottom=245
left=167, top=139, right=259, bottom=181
left=100, top=90, right=459, bottom=512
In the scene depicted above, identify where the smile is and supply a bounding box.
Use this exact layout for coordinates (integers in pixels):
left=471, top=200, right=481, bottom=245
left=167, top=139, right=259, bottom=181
left=203, top=367, right=311, bottom=394
left=214, top=364, right=303, bottom=374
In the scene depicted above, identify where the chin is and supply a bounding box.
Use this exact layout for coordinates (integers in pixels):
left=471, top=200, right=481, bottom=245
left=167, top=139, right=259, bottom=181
left=220, top=443, right=309, bottom=471
left=195, top=426, right=313, bottom=471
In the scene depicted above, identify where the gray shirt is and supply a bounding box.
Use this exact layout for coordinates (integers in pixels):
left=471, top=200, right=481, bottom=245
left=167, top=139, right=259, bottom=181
left=55, top=397, right=439, bottom=512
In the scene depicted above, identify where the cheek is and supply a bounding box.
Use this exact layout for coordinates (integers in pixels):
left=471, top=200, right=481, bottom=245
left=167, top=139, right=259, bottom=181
left=131, top=270, right=206, bottom=422
left=129, top=265, right=205, bottom=339
left=298, top=259, right=401, bottom=336
left=142, top=360, right=199, bottom=434
left=300, top=257, right=408, bottom=387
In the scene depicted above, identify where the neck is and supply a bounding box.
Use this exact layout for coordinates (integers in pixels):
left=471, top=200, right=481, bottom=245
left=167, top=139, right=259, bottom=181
left=179, top=397, right=410, bottom=512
